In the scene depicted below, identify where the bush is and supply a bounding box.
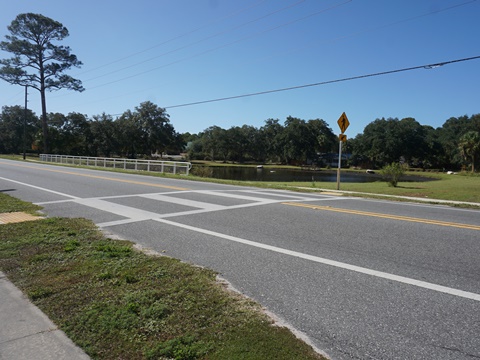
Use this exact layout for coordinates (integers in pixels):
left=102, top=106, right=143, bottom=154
left=190, top=165, right=213, bottom=178
left=381, top=162, right=408, bottom=187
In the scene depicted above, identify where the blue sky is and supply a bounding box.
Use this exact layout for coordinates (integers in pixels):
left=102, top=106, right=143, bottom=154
left=1, top=0, right=479, bottom=137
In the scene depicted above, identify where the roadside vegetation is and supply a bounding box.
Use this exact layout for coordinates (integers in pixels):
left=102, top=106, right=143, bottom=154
left=0, top=191, right=42, bottom=213
left=278, top=172, right=480, bottom=204
left=380, top=162, right=409, bottom=187
left=0, top=193, right=324, bottom=360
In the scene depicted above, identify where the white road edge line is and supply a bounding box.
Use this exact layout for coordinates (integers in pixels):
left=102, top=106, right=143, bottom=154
left=153, top=218, right=480, bottom=302
left=0, top=176, right=80, bottom=199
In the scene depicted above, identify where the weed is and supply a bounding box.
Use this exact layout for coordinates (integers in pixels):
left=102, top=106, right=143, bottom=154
left=64, top=239, right=80, bottom=252
left=28, top=287, right=54, bottom=300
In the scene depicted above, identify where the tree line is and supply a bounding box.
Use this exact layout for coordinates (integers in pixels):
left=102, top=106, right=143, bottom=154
left=350, top=115, right=480, bottom=172
left=0, top=101, right=184, bottom=158
left=185, top=114, right=479, bottom=172
left=1, top=101, right=479, bottom=171
left=185, top=117, right=338, bottom=165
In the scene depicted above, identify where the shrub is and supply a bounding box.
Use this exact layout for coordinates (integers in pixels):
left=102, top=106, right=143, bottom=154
left=381, top=162, right=408, bottom=187
left=190, top=165, right=213, bottom=178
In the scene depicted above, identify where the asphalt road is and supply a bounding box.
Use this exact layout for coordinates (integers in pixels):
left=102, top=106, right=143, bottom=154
left=1, top=159, right=479, bottom=360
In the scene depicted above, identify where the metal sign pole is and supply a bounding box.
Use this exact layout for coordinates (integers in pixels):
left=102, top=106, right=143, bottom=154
left=335, top=112, right=349, bottom=190
left=23, top=85, right=28, bottom=160
left=336, top=139, right=342, bottom=190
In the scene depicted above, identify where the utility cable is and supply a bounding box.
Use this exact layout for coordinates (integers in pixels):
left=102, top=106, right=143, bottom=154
left=83, top=0, right=352, bottom=90
left=68, top=0, right=469, bottom=93
left=163, top=56, right=480, bottom=109
left=246, top=0, right=479, bottom=70
left=75, top=0, right=268, bottom=76
left=46, top=0, right=477, bottom=111
left=82, top=0, right=308, bottom=82
left=1, top=88, right=25, bottom=106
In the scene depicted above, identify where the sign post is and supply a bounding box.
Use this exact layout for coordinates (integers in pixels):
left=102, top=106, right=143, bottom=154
left=336, top=112, right=350, bottom=190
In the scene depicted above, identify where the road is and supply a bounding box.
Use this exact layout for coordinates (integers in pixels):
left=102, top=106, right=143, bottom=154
left=1, top=159, right=479, bottom=360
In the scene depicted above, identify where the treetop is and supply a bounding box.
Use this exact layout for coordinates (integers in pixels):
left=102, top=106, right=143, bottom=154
left=6, top=13, right=68, bottom=45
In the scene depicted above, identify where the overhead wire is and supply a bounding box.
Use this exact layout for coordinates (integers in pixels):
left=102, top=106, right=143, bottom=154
left=1, top=88, right=26, bottom=107
left=83, top=0, right=352, bottom=91
left=85, top=0, right=476, bottom=88
left=81, top=0, right=307, bottom=82
left=77, top=0, right=477, bottom=85
left=243, top=0, right=479, bottom=69
left=74, top=0, right=269, bottom=76
left=64, top=0, right=474, bottom=97
left=104, top=55, right=479, bottom=117
left=163, top=56, right=480, bottom=109
left=46, top=0, right=478, bottom=115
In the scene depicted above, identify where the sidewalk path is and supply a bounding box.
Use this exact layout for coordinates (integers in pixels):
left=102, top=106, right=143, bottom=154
left=0, top=271, right=90, bottom=360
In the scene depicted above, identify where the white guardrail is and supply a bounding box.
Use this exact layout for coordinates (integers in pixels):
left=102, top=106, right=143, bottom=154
left=39, top=154, right=192, bottom=175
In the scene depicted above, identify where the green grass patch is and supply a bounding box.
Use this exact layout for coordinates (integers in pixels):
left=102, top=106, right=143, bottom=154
left=0, top=192, right=42, bottom=214
left=0, top=203, right=324, bottom=360
left=283, top=171, right=480, bottom=204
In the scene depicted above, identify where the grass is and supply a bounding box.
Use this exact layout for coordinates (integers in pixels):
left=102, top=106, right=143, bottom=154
left=0, top=196, right=324, bottom=360
left=0, top=191, right=42, bottom=214
left=286, top=171, right=480, bottom=204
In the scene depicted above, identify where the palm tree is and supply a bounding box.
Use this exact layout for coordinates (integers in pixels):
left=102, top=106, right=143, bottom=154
left=458, top=131, right=480, bottom=172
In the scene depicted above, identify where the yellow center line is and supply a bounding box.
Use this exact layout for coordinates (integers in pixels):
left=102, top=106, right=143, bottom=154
left=283, top=202, right=480, bottom=231
left=4, top=162, right=190, bottom=191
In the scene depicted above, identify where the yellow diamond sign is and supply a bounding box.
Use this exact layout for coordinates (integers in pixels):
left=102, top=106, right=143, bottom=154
left=337, top=112, right=350, bottom=134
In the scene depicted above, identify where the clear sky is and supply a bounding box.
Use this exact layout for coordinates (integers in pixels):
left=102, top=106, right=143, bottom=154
left=1, top=0, right=479, bottom=137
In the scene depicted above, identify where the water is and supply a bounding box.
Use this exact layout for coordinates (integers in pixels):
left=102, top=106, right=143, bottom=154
left=209, top=167, right=381, bottom=182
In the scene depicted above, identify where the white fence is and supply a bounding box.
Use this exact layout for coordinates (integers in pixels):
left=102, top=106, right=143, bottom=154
left=39, top=154, right=191, bottom=175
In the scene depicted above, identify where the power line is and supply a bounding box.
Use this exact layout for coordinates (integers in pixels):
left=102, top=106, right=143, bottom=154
left=82, top=0, right=307, bottom=83
left=47, top=0, right=478, bottom=113
left=64, top=0, right=474, bottom=99
left=2, top=88, right=26, bottom=106
left=253, top=0, right=479, bottom=69
left=83, top=0, right=352, bottom=91
left=164, top=56, right=480, bottom=109
left=74, top=0, right=269, bottom=76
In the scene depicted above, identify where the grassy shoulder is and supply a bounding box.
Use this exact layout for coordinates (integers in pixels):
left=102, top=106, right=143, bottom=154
left=285, top=171, right=480, bottom=204
left=0, top=191, right=42, bottom=214
left=0, top=196, right=324, bottom=360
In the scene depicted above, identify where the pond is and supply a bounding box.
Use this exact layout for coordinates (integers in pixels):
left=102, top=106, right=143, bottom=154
left=208, top=167, right=380, bottom=183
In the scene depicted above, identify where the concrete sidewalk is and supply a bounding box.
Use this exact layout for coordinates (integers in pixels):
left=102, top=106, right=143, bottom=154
left=0, top=271, right=90, bottom=360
